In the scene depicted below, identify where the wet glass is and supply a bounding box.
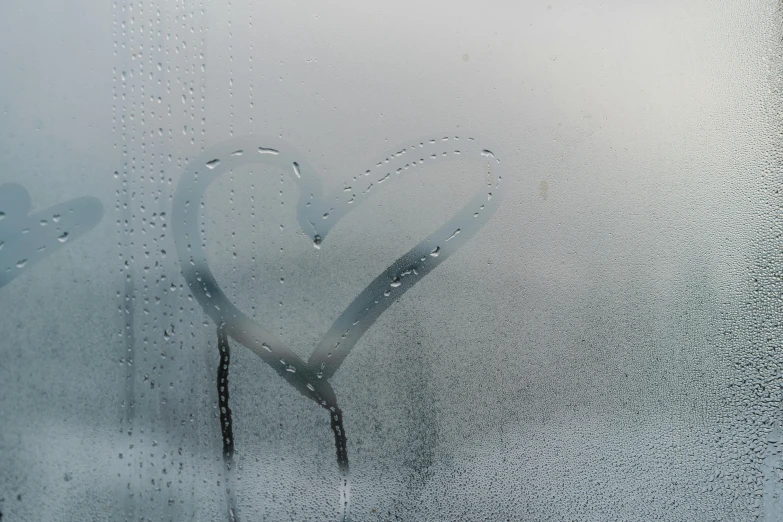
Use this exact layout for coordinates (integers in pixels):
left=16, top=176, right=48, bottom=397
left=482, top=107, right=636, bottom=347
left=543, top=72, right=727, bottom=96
left=1, top=0, right=782, bottom=520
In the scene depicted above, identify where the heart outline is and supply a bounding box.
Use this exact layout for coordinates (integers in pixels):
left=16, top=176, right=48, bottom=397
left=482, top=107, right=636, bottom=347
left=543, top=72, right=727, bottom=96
left=172, top=133, right=505, bottom=518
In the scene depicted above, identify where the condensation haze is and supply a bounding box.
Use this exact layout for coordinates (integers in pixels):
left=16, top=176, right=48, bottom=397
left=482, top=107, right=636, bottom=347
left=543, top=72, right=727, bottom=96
left=0, top=0, right=782, bottom=520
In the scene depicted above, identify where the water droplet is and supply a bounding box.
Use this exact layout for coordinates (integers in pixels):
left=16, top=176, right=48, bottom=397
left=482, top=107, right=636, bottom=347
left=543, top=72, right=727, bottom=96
left=313, top=235, right=322, bottom=249
left=258, top=147, right=279, bottom=155
left=292, top=162, right=301, bottom=178
left=0, top=211, right=5, bottom=220
left=446, top=229, right=461, bottom=241
left=52, top=214, right=61, bottom=223
left=58, top=232, right=69, bottom=242
left=206, top=159, right=220, bottom=169
left=262, top=343, right=272, bottom=352
left=231, top=150, right=243, bottom=156
left=16, top=259, right=27, bottom=268
left=390, top=277, right=401, bottom=288
left=430, top=246, right=440, bottom=257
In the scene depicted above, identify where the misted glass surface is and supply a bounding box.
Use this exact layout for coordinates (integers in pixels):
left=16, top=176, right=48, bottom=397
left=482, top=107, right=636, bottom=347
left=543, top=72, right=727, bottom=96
left=1, top=1, right=782, bottom=520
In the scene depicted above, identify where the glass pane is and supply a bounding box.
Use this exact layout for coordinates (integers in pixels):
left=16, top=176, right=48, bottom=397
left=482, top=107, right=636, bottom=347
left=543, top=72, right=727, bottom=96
left=1, top=0, right=781, bottom=520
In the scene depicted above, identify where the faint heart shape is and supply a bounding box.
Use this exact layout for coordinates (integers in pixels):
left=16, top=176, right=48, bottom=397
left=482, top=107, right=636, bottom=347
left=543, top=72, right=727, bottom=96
left=172, top=133, right=505, bottom=520
left=0, top=183, right=103, bottom=288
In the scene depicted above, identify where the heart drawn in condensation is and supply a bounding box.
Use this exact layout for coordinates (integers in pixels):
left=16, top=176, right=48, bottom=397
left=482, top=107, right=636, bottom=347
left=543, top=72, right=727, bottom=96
left=172, top=133, right=505, bottom=521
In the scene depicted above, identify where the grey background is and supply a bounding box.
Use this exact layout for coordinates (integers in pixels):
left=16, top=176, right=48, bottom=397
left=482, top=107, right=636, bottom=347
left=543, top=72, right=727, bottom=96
left=0, top=0, right=781, bottom=520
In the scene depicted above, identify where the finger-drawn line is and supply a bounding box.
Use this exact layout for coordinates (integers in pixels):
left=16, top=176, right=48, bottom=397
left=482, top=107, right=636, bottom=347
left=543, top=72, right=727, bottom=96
left=217, top=325, right=235, bottom=462
left=172, top=134, right=505, bottom=521
left=217, top=324, right=239, bottom=521
left=0, top=183, right=103, bottom=289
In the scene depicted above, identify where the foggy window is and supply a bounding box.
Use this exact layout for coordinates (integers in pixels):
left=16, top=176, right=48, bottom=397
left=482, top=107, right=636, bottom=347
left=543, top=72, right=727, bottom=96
left=1, top=1, right=781, bottom=520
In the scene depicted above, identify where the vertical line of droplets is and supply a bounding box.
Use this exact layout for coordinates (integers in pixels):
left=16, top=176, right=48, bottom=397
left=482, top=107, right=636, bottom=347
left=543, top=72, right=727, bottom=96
left=113, top=0, right=139, bottom=519
left=136, top=0, right=150, bottom=517
left=171, top=0, right=212, bottom=517
left=153, top=0, right=176, bottom=517
left=161, top=0, right=210, bottom=516
left=169, top=0, right=217, bottom=515
left=148, top=0, right=183, bottom=518
left=136, top=0, right=156, bottom=516
left=249, top=8, right=258, bottom=333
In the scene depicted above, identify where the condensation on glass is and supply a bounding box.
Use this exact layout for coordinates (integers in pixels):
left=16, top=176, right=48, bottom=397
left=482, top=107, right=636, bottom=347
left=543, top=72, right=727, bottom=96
left=0, top=0, right=781, bottom=520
